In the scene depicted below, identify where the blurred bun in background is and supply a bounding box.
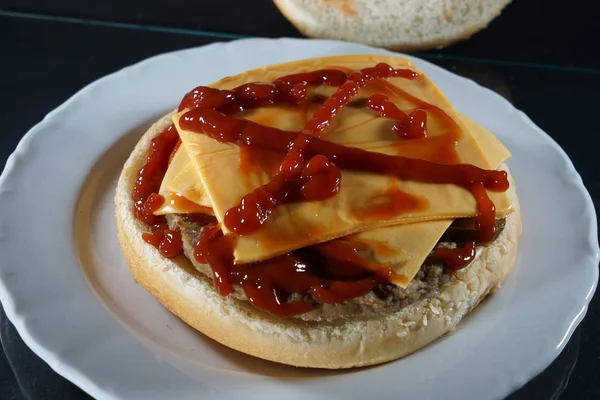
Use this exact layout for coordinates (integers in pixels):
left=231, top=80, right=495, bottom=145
left=273, top=0, right=511, bottom=51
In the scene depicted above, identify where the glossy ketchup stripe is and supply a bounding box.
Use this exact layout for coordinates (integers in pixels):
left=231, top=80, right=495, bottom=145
left=131, top=125, right=185, bottom=256
left=366, top=93, right=428, bottom=139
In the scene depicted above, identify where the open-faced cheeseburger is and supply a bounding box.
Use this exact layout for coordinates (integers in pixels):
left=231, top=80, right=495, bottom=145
left=115, top=55, right=521, bottom=368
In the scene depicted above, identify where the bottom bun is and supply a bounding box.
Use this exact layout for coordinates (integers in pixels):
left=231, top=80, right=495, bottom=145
left=115, top=113, right=522, bottom=368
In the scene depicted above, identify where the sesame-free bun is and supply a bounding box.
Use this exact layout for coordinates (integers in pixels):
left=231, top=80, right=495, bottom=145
left=273, top=0, right=511, bottom=51
left=115, top=111, right=521, bottom=368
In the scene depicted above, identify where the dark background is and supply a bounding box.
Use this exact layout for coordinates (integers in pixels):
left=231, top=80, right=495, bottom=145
left=1, top=0, right=599, bottom=398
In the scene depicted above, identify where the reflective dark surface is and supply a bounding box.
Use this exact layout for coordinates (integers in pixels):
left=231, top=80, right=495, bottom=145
left=1, top=2, right=599, bottom=398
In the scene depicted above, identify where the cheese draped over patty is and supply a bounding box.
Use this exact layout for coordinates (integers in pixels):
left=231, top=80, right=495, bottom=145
left=154, top=55, right=513, bottom=287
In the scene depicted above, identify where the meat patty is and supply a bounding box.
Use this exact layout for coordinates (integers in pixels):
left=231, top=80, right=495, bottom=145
left=166, top=214, right=504, bottom=321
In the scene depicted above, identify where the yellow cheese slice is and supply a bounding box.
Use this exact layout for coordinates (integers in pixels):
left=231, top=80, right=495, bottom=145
left=458, top=113, right=511, bottom=168
left=348, top=219, right=451, bottom=286
left=154, top=141, right=214, bottom=215
left=157, top=145, right=187, bottom=201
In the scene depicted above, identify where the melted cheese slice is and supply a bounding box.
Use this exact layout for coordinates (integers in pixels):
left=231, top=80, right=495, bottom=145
left=155, top=146, right=213, bottom=215
left=349, top=219, right=452, bottom=284
left=157, top=55, right=513, bottom=286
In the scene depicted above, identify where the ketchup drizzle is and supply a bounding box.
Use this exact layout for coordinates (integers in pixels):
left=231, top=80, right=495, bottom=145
left=131, top=62, right=510, bottom=317
left=194, top=227, right=391, bottom=317
left=302, top=63, right=418, bottom=136
left=435, top=183, right=498, bottom=269
left=366, top=93, right=428, bottom=139
left=178, top=69, right=350, bottom=113
left=132, top=125, right=178, bottom=225
left=132, top=125, right=185, bottom=257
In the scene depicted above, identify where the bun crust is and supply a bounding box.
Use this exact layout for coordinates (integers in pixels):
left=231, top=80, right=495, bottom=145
left=273, top=0, right=512, bottom=51
left=115, top=112, right=521, bottom=369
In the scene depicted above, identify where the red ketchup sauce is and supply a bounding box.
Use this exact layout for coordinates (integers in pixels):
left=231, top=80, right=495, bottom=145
left=194, top=227, right=392, bottom=317
left=131, top=125, right=184, bottom=257
left=366, top=93, right=427, bottom=139
left=132, top=63, right=510, bottom=316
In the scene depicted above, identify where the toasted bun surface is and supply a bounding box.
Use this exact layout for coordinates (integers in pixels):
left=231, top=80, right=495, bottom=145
left=273, top=0, right=511, bottom=51
left=115, top=111, right=521, bottom=368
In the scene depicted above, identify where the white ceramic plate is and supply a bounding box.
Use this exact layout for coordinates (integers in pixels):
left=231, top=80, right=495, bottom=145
left=0, top=38, right=598, bottom=400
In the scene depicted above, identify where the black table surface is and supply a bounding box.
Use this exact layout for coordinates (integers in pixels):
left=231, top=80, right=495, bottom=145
left=1, top=1, right=599, bottom=398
